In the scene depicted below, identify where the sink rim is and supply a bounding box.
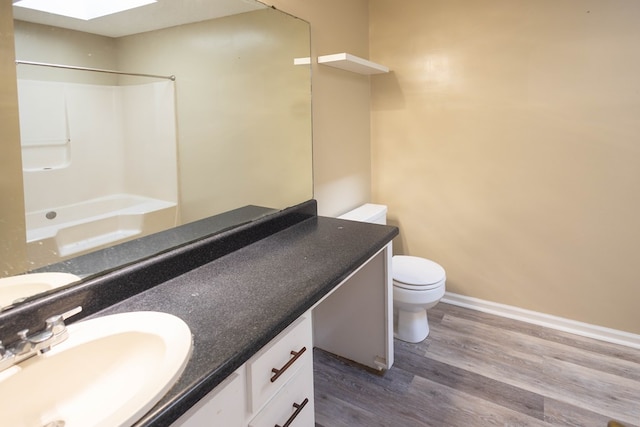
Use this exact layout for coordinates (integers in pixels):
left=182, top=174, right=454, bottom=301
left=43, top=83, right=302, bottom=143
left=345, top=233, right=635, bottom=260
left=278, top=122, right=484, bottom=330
left=0, top=310, right=193, bottom=427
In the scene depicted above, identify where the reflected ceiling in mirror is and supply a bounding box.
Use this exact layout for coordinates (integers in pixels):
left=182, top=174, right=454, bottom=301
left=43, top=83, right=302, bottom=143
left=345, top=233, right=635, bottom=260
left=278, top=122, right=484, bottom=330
left=3, top=0, right=312, bottom=307
left=12, top=0, right=265, bottom=37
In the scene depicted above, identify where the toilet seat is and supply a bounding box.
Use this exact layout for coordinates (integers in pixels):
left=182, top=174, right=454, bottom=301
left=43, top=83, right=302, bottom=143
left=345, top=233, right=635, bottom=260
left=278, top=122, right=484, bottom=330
left=394, top=280, right=444, bottom=291
left=393, top=255, right=446, bottom=291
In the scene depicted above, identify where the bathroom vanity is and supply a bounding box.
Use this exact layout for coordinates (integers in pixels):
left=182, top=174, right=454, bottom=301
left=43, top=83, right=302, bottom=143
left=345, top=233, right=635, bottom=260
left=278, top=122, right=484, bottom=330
left=0, top=200, right=398, bottom=426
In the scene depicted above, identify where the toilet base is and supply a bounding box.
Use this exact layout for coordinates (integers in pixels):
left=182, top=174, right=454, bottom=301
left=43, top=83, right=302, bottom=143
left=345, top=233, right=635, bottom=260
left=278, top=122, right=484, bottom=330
left=394, top=309, right=430, bottom=343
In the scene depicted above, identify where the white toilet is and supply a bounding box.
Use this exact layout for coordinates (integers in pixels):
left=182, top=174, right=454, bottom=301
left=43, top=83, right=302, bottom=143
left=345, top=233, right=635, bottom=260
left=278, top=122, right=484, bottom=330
left=339, top=203, right=446, bottom=343
left=392, top=255, right=445, bottom=342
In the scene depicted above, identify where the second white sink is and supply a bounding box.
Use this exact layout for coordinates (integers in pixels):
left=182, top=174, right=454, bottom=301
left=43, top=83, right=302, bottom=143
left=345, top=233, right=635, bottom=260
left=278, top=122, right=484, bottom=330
left=0, top=311, right=192, bottom=427
left=0, top=272, right=81, bottom=307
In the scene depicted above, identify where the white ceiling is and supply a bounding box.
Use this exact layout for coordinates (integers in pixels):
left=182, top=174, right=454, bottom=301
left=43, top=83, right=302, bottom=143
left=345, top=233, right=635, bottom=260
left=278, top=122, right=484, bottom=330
left=12, top=0, right=266, bottom=38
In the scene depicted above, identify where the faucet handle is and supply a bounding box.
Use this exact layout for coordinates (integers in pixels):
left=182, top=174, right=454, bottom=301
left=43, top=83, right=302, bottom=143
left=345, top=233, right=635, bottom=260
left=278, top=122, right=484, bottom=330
left=38, top=306, right=82, bottom=353
left=43, top=306, right=83, bottom=333
left=12, top=330, right=34, bottom=357
left=45, top=315, right=66, bottom=335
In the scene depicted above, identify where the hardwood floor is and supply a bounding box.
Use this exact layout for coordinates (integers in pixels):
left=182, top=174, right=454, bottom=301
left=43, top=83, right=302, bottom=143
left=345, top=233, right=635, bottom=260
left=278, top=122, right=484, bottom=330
left=313, top=302, right=640, bottom=427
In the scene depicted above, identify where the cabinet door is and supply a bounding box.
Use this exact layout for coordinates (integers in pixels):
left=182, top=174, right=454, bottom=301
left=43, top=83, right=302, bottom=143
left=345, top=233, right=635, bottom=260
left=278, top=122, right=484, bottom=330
left=171, top=369, right=245, bottom=427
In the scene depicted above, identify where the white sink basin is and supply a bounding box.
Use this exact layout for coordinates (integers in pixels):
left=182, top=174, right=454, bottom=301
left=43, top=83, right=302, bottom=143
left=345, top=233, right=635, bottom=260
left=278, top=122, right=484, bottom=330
left=0, top=311, right=192, bottom=427
left=0, top=272, right=81, bottom=307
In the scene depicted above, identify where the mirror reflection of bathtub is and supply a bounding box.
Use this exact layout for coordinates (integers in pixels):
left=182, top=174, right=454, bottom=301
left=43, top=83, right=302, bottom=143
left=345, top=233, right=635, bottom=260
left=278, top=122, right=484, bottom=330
left=18, top=78, right=179, bottom=269
left=26, top=195, right=177, bottom=267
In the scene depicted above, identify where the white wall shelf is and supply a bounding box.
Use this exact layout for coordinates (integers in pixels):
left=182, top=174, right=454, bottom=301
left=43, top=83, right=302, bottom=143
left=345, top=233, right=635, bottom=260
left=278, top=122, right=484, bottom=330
left=317, top=53, right=389, bottom=75
left=294, top=57, right=311, bottom=65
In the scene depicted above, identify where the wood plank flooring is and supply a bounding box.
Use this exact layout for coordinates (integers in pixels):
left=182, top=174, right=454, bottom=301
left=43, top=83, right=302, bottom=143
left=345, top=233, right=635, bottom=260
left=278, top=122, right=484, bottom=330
left=313, top=302, right=640, bottom=427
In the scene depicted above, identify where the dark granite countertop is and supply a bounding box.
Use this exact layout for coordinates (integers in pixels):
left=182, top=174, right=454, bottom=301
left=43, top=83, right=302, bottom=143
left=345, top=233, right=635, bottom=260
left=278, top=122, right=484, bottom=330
left=94, top=215, right=398, bottom=426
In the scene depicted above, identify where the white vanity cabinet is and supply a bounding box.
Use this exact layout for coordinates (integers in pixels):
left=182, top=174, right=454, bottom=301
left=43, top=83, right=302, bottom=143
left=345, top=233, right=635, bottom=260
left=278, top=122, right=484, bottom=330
left=172, top=314, right=314, bottom=427
left=171, top=368, right=246, bottom=426
left=172, top=242, right=394, bottom=427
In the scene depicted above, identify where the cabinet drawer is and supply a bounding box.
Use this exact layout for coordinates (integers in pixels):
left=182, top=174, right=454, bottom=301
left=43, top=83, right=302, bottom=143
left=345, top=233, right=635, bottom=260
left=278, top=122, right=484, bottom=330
left=248, top=358, right=314, bottom=427
left=247, top=315, right=312, bottom=413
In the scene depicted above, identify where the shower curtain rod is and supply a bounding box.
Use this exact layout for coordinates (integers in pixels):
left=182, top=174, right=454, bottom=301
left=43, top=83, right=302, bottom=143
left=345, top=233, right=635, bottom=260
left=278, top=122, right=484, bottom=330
left=15, top=60, right=175, bottom=81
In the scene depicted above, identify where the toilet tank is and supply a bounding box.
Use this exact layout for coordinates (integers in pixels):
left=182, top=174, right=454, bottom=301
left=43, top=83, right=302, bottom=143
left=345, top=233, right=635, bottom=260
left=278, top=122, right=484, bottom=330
left=338, top=204, right=387, bottom=225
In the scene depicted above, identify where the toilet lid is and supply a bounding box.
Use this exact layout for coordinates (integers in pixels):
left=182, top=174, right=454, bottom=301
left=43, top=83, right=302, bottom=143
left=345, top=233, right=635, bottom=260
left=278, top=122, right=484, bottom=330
left=393, top=255, right=446, bottom=286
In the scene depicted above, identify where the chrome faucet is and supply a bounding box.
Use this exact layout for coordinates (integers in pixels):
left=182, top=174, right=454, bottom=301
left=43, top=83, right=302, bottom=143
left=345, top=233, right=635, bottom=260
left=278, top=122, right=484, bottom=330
left=0, top=306, right=82, bottom=372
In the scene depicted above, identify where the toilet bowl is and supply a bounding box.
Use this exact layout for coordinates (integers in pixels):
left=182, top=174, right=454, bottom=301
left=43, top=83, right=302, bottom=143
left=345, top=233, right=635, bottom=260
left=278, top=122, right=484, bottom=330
left=338, top=204, right=446, bottom=343
left=392, top=255, right=446, bottom=343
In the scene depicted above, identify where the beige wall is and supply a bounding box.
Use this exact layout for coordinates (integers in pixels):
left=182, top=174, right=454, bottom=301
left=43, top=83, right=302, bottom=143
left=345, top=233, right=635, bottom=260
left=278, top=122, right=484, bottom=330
left=268, top=0, right=372, bottom=216
left=0, top=1, right=27, bottom=276
left=370, top=0, right=640, bottom=334
left=14, top=21, right=118, bottom=84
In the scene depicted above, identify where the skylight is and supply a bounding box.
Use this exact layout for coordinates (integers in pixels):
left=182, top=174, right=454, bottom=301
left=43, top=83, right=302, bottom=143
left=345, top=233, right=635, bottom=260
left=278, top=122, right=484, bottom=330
left=13, top=0, right=157, bottom=21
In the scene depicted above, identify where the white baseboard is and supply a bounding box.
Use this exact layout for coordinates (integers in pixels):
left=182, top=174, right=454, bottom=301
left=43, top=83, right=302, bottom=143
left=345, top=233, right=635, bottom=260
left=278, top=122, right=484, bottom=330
left=441, top=292, right=640, bottom=350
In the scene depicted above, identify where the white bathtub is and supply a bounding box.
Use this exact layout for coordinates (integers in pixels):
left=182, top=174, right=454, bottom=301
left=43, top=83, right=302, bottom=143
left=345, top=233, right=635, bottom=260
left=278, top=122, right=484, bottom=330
left=26, top=194, right=177, bottom=268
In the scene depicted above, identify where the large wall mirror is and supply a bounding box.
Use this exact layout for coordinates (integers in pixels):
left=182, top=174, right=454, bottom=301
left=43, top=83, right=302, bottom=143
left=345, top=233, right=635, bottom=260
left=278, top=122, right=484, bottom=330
left=1, top=0, right=312, bottom=310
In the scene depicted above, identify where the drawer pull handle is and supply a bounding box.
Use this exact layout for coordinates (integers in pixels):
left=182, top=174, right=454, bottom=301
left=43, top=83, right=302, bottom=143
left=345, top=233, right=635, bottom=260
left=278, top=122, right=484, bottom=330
left=275, top=397, right=309, bottom=427
left=270, top=346, right=306, bottom=383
